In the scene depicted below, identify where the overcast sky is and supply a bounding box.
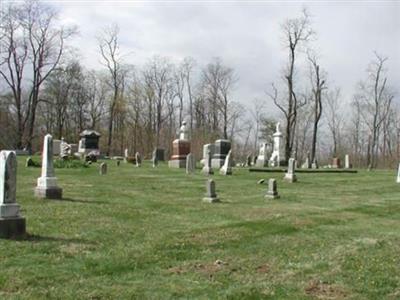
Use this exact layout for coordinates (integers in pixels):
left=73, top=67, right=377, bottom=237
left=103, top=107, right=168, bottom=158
left=53, top=0, right=399, bottom=114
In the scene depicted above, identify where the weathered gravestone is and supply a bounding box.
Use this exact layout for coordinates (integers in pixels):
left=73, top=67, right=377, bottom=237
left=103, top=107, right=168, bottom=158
left=203, top=179, right=219, bottom=203
left=60, top=138, right=70, bottom=160
left=311, top=158, right=319, bottom=169
left=211, top=139, right=231, bottom=169
left=301, top=152, right=311, bottom=169
left=256, top=143, right=269, bottom=167
left=265, top=178, right=280, bottom=199
left=220, top=150, right=232, bottom=175
left=283, top=158, right=297, bottom=183
left=345, top=154, right=351, bottom=169
left=186, top=153, right=195, bottom=174
left=246, top=155, right=252, bottom=167
left=124, top=148, right=129, bottom=162
left=201, top=149, right=214, bottom=175
left=135, top=152, right=141, bottom=167
left=116, top=160, right=120, bottom=167
left=0, top=151, right=26, bottom=238
left=152, top=149, right=158, bottom=168
left=397, top=163, right=400, bottom=183
left=99, top=162, right=107, bottom=175
left=269, top=123, right=284, bottom=167
left=169, top=121, right=190, bottom=168
left=332, top=157, right=341, bottom=169
left=35, top=134, right=62, bottom=199
left=25, top=157, right=34, bottom=167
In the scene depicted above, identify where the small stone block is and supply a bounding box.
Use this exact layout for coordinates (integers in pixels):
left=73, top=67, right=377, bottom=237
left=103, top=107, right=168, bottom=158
left=203, top=197, right=220, bottom=203
left=265, top=193, right=280, bottom=199
left=35, top=187, right=62, bottom=199
left=0, top=217, right=26, bottom=239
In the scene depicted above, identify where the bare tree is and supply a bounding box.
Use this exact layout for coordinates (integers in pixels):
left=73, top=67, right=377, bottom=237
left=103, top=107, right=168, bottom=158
left=0, top=1, right=75, bottom=150
left=354, top=52, right=394, bottom=168
left=201, top=58, right=236, bottom=139
left=250, top=98, right=266, bottom=152
left=270, top=9, right=314, bottom=161
left=325, top=87, right=343, bottom=157
left=308, top=53, right=326, bottom=163
left=182, top=57, right=196, bottom=132
left=98, top=23, right=124, bottom=156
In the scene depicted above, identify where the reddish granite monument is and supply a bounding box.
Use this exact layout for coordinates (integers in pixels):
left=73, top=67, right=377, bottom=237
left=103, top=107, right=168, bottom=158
left=168, top=121, right=191, bottom=168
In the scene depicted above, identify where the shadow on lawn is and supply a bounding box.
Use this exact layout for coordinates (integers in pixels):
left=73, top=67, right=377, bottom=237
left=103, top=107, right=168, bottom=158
left=23, top=233, right=94, bottom=244
left=55, top=197, right=108, bottom=205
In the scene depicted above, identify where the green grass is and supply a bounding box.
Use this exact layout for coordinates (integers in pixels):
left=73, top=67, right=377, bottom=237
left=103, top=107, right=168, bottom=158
left=1, top=157, right=399, bottom=299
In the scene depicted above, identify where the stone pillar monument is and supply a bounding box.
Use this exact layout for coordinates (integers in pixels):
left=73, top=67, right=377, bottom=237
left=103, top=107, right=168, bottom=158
left=255, top=143, right=269, bottom=167
left=35, top=134, right=63, bottom=199
left=269, top=122, right=284, bottom=167
left=0, top=151, right=26, bottom=238
left=169, top=121, right=191, bottom=168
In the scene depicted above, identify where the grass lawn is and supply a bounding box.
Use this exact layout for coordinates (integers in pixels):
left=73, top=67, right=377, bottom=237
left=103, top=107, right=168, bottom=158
left=0, top=157, right=399, bottom=299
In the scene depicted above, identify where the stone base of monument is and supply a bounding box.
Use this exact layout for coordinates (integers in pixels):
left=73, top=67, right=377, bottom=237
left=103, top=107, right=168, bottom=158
left=0, top=217, right=26, bottom=238
left=255, top=158, right=268, bottom=168
left=35, top=186, right=63, bottom=199
left=168, top=159, right=186, bottom=168
left=202, top=196, right=220, bottom=203
left=211, top=158, right=225, bottom=169
left=265, top=193, right=280, bottom=199
left=283, top=174, right=297, bottom=183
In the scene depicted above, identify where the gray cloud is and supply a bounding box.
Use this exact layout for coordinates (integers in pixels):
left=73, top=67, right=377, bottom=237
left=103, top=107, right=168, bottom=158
left=56, top=1, right=400, bottom=111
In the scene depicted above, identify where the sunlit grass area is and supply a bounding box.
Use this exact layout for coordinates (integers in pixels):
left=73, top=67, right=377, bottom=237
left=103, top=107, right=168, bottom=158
left=0, top=157, right=399, bottom=299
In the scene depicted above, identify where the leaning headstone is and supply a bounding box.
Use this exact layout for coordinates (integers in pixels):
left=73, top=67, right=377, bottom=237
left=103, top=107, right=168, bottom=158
left=99, top=162, right=107, bottom=175
left=220, top=150, right=232, bottom=175
left=257, top=179, right=265, bottom=184
left=283, top=158, right=297, bottom=183
left=397, top=163, right=400, bottom=183
left=152, top=149, right=158, bottom=168
left=203, top=179, right=219, bottom=203
left=201, top=149, right=214, bottom=175
left=0, top=151, right=26, bottom=238
left=135, top=152, right=141, bottom=167
left=186, top=153, right=195, bottom=174
left=25, top=157, right=34, bottom=167
left=344, top=154, right=351, bottom=169
left=265, top=178, right=280, bottom=199
left=35, top=134, right=62, bottom=199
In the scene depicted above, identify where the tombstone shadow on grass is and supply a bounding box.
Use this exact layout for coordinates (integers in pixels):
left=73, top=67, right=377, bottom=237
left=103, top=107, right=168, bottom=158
left=48, top=197, right=109, bottom=205
left=24, top=233, right=93, bottom=244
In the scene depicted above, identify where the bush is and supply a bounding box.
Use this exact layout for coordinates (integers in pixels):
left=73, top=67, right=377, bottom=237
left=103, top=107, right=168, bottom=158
left=53, top=159, right=89, bottom=169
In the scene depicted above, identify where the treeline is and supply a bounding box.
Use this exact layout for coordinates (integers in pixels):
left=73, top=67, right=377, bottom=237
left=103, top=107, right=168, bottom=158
left=0, top=1, right=397, bottom=168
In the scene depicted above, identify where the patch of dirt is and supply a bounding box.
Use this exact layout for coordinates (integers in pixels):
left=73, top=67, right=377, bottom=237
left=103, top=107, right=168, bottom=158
left=59, top=243, right=90, bottom=255
left=305, top=279, right=347, bottom=299
left=293, top=218, right=315, bottom=228
left=167, top=260, right=228, bottom=278
left=255, top=264, right=270, bottom=274
left=167, top=266, right=186, bottom=275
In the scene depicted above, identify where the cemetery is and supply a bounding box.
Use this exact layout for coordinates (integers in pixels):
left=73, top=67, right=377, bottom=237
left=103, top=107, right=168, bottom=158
left=0, top=134, right=399, bottom=298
